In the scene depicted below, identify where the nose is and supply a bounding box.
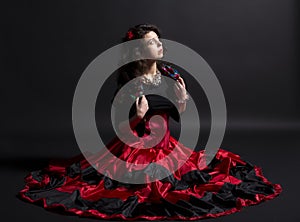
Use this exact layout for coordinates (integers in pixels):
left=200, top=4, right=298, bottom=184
left=157, top=40, right=162, bottom=47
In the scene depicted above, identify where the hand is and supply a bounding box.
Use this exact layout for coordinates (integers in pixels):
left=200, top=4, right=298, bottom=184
left=173, top=76, right=188, bottom=100
left=136, top=95, right=149, bottom=119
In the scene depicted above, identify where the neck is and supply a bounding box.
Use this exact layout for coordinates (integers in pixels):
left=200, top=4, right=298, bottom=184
left=144, top=60, right=157, bottom=76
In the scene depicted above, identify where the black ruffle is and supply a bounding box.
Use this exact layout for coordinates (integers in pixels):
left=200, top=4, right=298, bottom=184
left=21, top=156, right=279, bottom=219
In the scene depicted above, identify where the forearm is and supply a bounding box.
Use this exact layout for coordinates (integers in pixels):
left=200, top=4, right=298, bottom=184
left=176, top=93, right=189, bottom=114
left=177, top=101, right=186, bottom=114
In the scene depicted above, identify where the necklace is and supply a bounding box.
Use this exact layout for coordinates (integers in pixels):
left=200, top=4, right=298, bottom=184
left=141, top=70, right=162, bottom=86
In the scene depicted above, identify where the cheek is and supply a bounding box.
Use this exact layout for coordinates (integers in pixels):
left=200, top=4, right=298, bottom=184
left=145, top=47, right=157, bottom=56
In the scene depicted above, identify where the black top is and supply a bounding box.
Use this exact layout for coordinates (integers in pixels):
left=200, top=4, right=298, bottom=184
left=113, top=75, right=180, bottom=135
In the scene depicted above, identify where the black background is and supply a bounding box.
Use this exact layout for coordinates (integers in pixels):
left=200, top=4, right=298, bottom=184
left=1, top=0, right=299, bottom=221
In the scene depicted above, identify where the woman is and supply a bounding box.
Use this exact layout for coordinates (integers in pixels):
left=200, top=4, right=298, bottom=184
left=18, top=23, right=282, bottom=221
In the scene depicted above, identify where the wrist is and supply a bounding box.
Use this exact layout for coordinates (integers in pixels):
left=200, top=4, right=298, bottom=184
left=135, top=113, right=144, bottom=120
left=176, top=94, right=189, bottom=103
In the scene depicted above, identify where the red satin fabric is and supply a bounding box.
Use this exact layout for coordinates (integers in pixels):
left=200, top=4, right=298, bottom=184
left=19, top=112, right=282, bottom=220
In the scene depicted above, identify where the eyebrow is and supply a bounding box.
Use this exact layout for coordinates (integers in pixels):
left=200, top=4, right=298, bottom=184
left=146, top=37, right=158, bottom=44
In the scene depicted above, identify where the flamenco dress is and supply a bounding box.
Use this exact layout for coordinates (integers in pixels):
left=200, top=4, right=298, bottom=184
left=18, top=66, right=282, bottom=221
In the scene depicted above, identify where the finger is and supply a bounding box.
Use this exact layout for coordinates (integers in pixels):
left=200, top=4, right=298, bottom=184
left=141, top=95, right=148, bottom=104
left=179, top=77, right=186, bottom=88
left=178, top=76, right=184, bottom=85
left=142, top=95, right=146, bottom=101
left=177, top=77, right=185, bottom=88
left=174, top=83, right=180, bottom=90
left=176, top=81, right=183, bottom=88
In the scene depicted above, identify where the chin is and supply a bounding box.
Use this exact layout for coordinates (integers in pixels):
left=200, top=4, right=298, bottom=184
left=157, top=54, right=164, bottom=59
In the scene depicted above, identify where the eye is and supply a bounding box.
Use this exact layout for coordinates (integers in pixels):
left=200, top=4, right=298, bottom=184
left=148, top=39, right=154, bottom=45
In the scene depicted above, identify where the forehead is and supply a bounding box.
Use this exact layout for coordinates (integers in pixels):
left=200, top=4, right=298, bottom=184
left=143, top=31, right=158, bottom=39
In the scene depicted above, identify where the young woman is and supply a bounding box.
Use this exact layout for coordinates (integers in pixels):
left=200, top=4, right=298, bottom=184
left=18, top=23, right=282, bottom=221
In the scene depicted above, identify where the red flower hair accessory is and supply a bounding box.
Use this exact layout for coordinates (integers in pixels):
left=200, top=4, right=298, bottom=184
left=127, top=30, right=134, bottom=40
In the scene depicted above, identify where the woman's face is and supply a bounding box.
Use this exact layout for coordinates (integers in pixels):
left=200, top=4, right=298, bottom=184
left=142, top=31, right=163, bottom=59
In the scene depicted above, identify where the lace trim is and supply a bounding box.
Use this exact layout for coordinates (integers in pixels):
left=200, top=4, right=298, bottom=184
left=140, top=70, right=162, bottom=86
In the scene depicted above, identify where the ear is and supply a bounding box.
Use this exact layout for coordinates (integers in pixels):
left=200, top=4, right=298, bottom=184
left=134, top=38, right=150, bottom=56
left=132, top=47, right=142, bottom=59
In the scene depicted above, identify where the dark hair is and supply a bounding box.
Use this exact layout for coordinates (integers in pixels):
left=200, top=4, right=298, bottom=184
left=122, top=23, right=161, bottom=42
left=112, top=24, right=170, bottom=104
left=118, top=24, right=164, bottom=83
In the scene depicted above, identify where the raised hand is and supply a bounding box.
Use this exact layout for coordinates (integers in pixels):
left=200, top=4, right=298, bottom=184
left=173, top=76, right=188, bottom=100
left=136, top=95, right=149, bottom=119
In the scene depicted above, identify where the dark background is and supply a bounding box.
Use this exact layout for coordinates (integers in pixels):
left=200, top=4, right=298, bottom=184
left=1, top=0, right=299, bottom=221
